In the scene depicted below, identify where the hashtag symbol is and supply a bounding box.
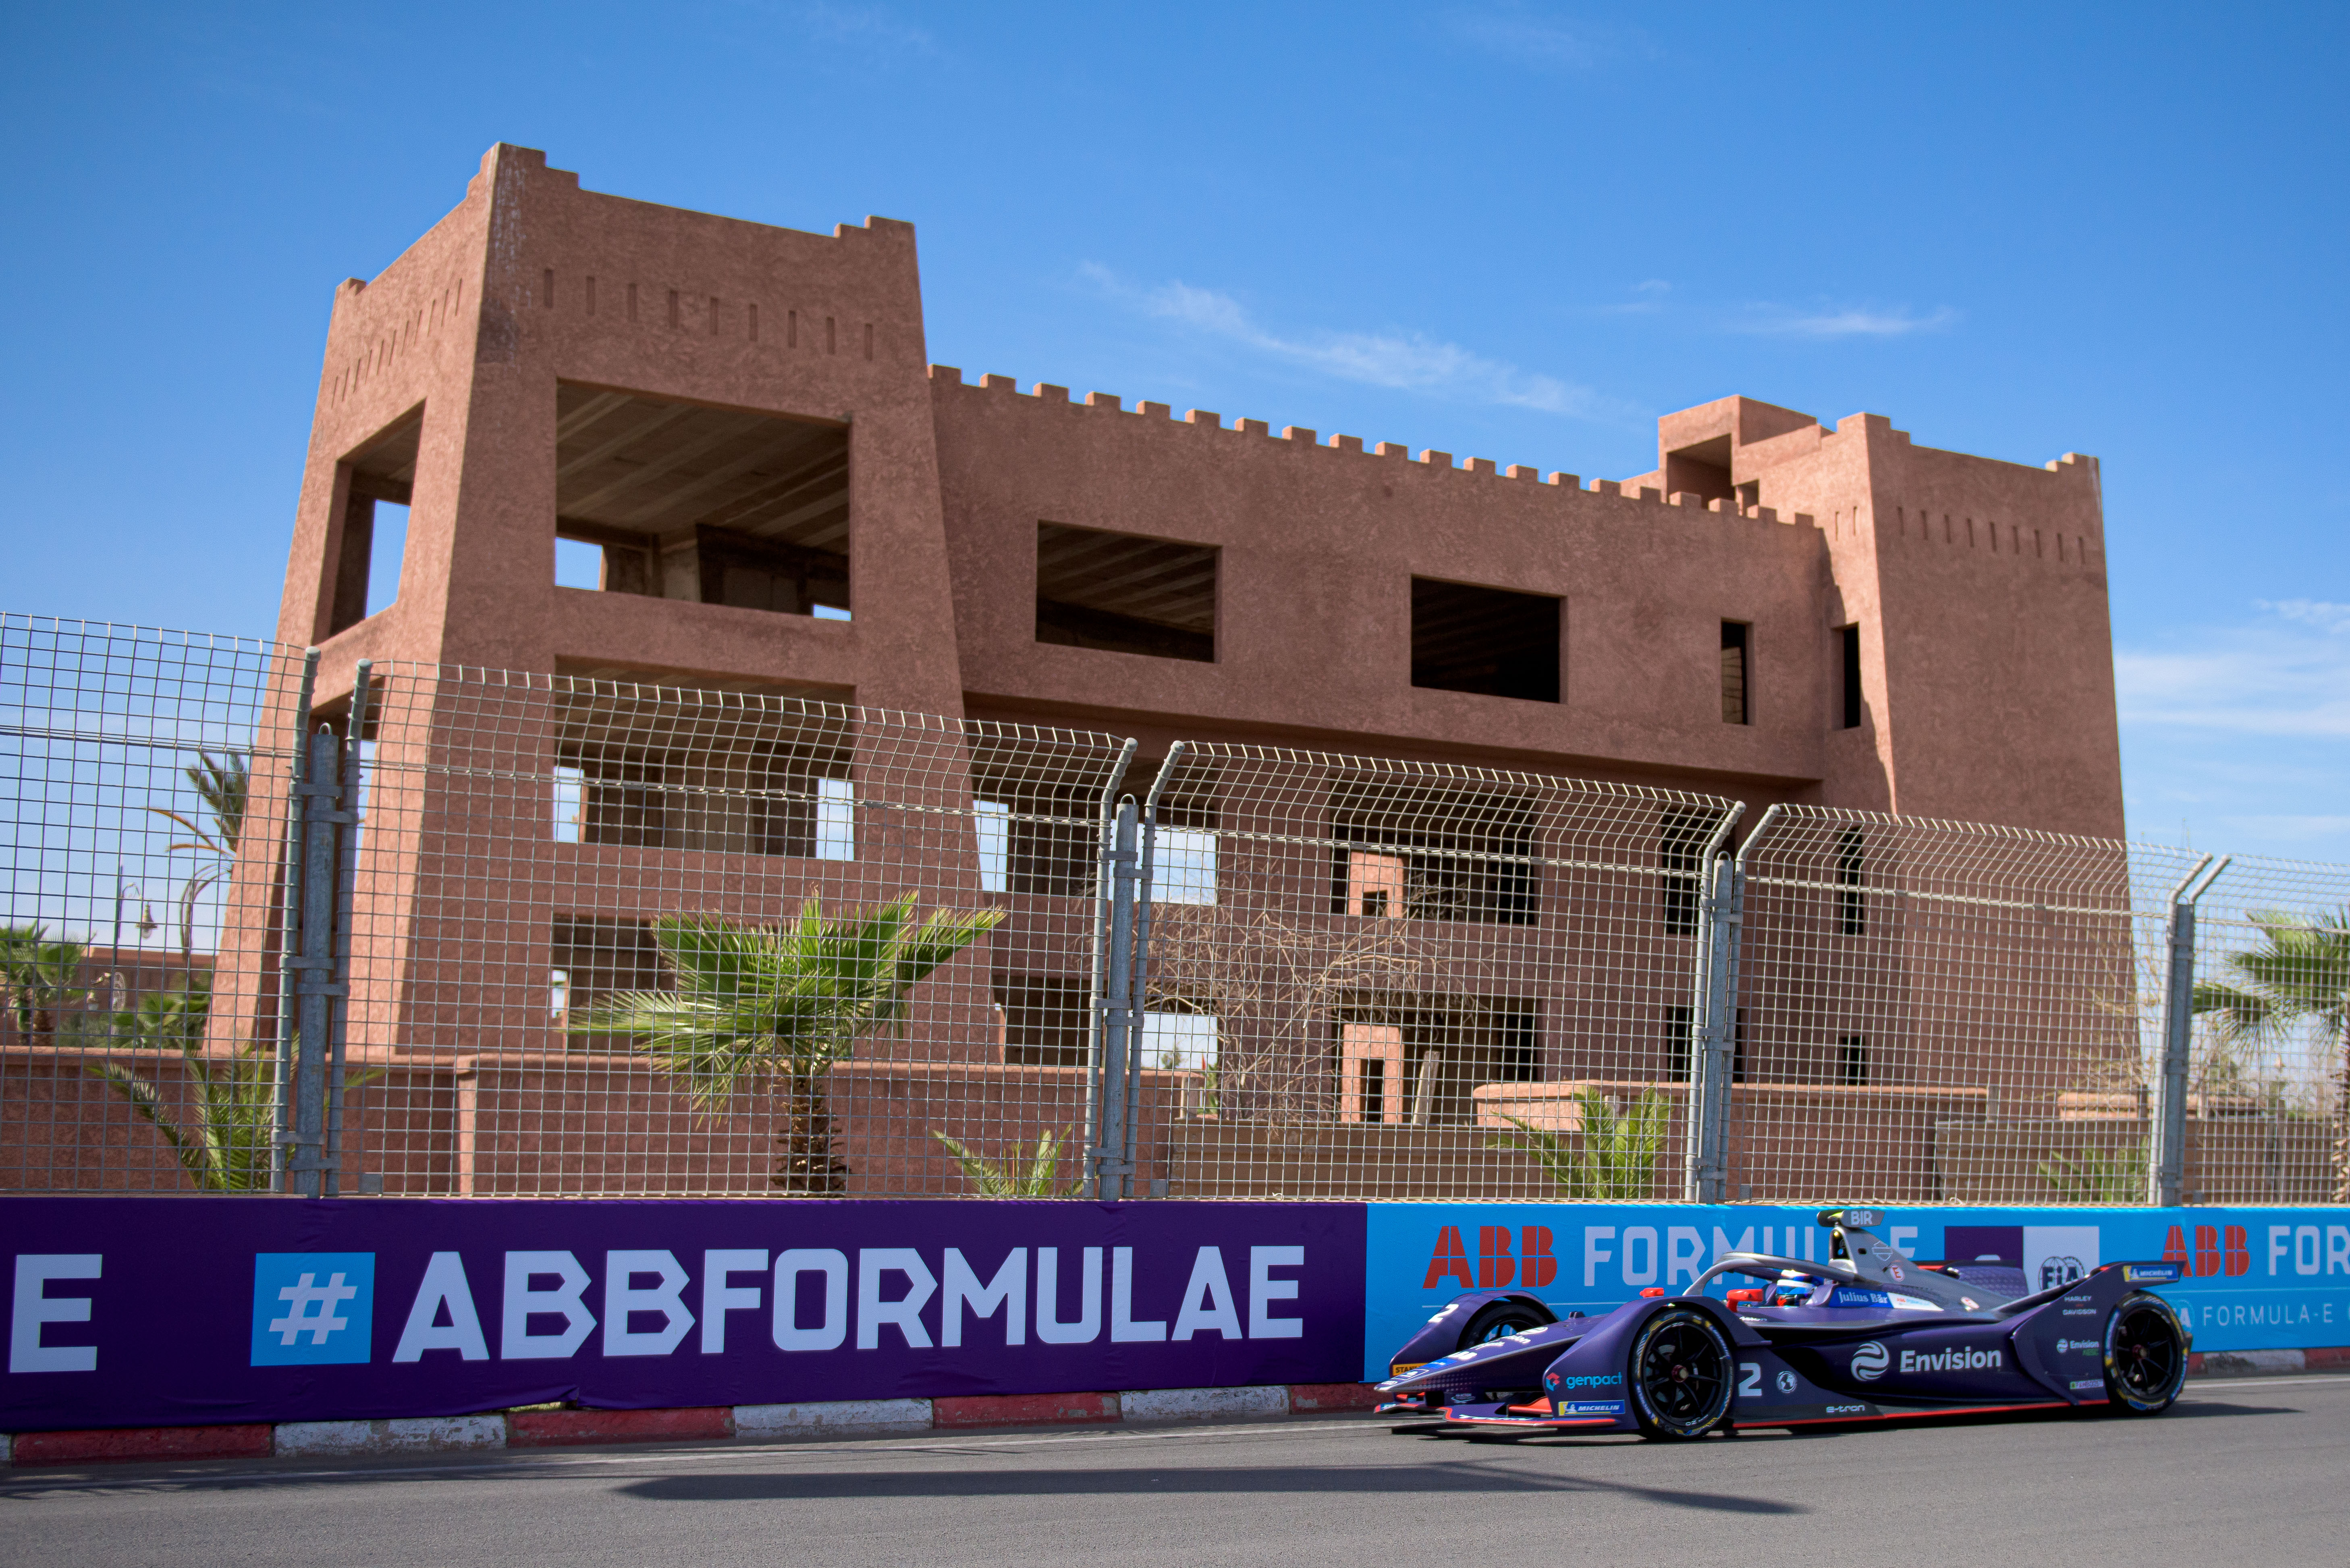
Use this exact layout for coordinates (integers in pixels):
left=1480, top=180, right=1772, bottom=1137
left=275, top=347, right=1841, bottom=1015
left=268, top=1272, right=358, bottom=1346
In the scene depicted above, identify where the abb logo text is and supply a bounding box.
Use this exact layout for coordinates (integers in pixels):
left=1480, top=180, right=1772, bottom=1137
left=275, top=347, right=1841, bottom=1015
left=1423, top=1226, right=1558, bottom=1289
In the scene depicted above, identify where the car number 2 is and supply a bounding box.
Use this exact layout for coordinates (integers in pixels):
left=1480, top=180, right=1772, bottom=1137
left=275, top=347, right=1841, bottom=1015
left=1738, top=1362, right=1760, bottom=1399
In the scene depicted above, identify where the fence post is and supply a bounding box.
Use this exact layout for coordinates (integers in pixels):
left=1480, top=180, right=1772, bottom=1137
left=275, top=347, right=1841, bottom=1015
left=1125, top=743, right=1188, bottom=1197
left=271, top=649, right=320, bottom=1193
left=322, top=663, right=372, bottom=1197
left=1685, top=803, right=1749, bottom=1204
left=1079, top=740, right=1139, bottom=1180
left=2151, top=854, right=2228, bottom=1207
left=285, top=728, right=348, bottom=1198
left=1091, top=799, right=1142, bottom=1199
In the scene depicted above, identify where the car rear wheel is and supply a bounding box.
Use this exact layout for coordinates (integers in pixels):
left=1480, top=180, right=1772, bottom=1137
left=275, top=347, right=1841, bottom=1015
left=1629, top=1308, right=1733, bottom=1440
left=1457, top=1297, right=1557, bottom=1351
left=2105, top=1292, right=2188, bottom=1415
left=1456, top=1298, right=1559, bottom=1406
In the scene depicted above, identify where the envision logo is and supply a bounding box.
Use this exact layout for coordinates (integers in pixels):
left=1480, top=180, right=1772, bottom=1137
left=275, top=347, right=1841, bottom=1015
left=1849, top=1341, right=1889, bottom=1380
left=1900, top=1346, right=2002, bottom=1373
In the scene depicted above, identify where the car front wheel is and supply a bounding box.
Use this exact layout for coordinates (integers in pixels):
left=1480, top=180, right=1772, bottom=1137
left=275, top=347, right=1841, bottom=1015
left=1628, top=1308, right=1734, bottom=1440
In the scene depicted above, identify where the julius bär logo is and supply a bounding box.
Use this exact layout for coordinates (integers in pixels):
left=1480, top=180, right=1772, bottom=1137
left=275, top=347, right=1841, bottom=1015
left=1848, top=1340, right=1889, bottom=1380
left=250, top=1253, right=375, bottom=1366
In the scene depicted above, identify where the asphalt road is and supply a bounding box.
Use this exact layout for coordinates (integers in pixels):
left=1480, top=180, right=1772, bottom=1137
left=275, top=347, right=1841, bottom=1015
left=6, top=1375, right=2346, bottom=1568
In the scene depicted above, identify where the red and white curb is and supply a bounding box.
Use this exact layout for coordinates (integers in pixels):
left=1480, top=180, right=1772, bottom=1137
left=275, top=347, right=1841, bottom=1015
left=8, top=1355, right=2346, bottom=1468
left=0, top=1381, right=1378, bottom=1468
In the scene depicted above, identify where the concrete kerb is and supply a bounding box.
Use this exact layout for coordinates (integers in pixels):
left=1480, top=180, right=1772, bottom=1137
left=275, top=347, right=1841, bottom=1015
left=7, top=1361, right=2340, bottom=1466
left=275, top=1415, right=507, bottom=1458
left=736, top=1399, right=932, bottom=1438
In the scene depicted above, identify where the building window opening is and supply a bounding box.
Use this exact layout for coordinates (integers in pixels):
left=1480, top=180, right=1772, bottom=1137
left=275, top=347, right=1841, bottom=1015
left=1720, top=621, right=1750, bottom=724
left=971, top=741, right=1108, bottom=898
left=1668, top=1005, right=1693, bottom=1081
left=1328, top=777, right=1538, bottom=926
left=1838, top=1034, right=1869, bottom=1086
left=1035, top=523, right=1217, bottom=662
left=550, top=915, right=671, bottom=1047
left=328, top=408, right=422, bottom=636
left=1410, top=578, right=1560, bottom=702
left=997, top=975, right=1088, bottom=1067
left=553, top=383, right=850, bottom=618
left=554, top=538, right=604, bottom=590
left=1149, top=790, right=1220, bottom=907
left=973, top=799, right=1011, bottom=893
left=549, top=678, right=854, bottom=858
left=1335, top=1000, right=1534, bottom=1124
left=1658, top=806, right=1713, bottom=935
left=1663, top=435, right=1734, bottom=504
left=1836, top=828, right=1866, bottom=937
left=1839, top=624, right=1863, bottom=729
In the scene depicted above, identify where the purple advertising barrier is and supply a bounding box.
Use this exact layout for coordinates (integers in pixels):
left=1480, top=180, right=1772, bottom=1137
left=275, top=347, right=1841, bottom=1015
left=1, top=1197, right=1366, bottom=1433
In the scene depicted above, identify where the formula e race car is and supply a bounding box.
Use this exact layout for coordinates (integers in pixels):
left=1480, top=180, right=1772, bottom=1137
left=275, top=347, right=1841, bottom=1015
left=1375, top=1208, right=2189, bottom=1439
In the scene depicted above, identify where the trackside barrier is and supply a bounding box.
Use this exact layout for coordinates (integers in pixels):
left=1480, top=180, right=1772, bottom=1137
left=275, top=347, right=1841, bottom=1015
left=4, top=1196, right=2347, bottom=1439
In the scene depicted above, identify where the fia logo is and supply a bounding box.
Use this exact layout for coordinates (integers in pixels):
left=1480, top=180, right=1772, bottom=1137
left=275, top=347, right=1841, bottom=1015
left=250, top=1253, right=375, bottom=1366
left=1849, top=1340, right=1889, bottom=1381
left=2039, top=1256, right=2088, bottom=1290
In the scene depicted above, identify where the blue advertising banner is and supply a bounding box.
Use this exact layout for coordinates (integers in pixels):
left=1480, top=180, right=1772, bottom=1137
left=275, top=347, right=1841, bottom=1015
left=2, top=1197, right=1365, bottom=1433
left=1361, top=1203, right=2350, bottom=1381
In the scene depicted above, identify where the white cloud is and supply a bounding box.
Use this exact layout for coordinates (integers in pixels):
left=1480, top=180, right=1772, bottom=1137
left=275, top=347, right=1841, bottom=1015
left=1732, top=304, right=1959, bottom=339
left=2264, top=598, right=2350, bottom=634
left=1084, top=264, right=1627, bottom=422
left=2116, top=606, right=2350, bottom=739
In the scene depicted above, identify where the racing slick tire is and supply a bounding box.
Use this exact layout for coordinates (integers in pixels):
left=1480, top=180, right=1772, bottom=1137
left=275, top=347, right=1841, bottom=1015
left=2103, top=1291, right=2189, bottom=1416
left=1627, top=1307, right=1734, bottom=1441
left=1457, top=1297, right=1557, bottom=1350
left=1455, top=1297, right=1559, bottom=1406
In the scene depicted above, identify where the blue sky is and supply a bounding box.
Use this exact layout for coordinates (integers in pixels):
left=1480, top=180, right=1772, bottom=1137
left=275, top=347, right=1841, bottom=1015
left=4, top=3, right=2344, bottom=859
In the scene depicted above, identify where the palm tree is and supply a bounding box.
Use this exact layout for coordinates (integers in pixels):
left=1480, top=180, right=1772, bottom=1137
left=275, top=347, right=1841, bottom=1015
left=931, top=1127, right=1078, bottom=1197
left=1489, top=1087, right=1671, bottom=1200
left=567, top=894, right=1005, bottom=1194
left=2192, top=909, right=2350, bottom=1200
left=83, top=971, right=378, bottom=1193
left=0, top=923, right=91, bottom=1045
left=150, top=751, right=249, bottom=960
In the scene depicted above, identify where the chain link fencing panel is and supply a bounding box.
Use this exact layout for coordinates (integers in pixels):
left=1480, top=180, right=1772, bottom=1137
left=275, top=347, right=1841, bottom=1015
left=1133, top=744, right=1740, bottom=1201
left=2170, top=852, right=2350, bottom=1204
left=1731, top=806, right=2210, bottom=1206
left=5, top=614, right=2345, bottom=1205
left=321, top=661, right=1136, bottom=1197
left=1, top=614, right=307, bottom=1193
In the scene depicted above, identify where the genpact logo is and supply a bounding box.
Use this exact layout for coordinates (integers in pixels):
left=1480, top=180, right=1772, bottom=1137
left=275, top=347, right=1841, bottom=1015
left=1553, top=1373, right=1621, bottom=1391
left=1849, top=1341, right=1889, bottom=1380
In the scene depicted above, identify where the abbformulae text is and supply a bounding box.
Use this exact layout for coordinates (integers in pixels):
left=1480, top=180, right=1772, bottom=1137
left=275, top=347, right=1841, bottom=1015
left=391, top=1244, right=1308, bottom=1363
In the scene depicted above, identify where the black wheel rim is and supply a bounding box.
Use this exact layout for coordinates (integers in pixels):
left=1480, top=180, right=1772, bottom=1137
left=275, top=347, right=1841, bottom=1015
left=1638, top=1318, right=1728, bottom=1430
left=2111, top=1303, right=2181, bottom=1401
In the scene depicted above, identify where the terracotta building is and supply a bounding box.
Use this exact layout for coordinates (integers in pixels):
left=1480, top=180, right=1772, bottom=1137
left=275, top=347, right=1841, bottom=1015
left=278, top=143, right=2124, bottom=840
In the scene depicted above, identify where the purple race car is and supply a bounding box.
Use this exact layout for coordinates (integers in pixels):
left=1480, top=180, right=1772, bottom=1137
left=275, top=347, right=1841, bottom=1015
left=1375, top=1207, right=2190, bottom=1439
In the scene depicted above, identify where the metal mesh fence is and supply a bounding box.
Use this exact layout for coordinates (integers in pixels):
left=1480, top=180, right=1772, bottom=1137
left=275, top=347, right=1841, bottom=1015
left=1732, top=806, right=2205, bottom=1206
left=330, top=661, right=1134, bottom=1197
left=2169, top=852, right=2350, bottom=1204
left=1, top=613, right=308, bottom=1193
left=3, top=612, right=2345, bottom=1205
left=1133, top=745, right=1739, bottom=1201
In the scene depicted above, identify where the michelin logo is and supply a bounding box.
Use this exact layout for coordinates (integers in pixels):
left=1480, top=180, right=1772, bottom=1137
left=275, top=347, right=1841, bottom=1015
left=251, top=1253, right=375, bottom=1367
left=1900, top=1346, right=2002, bottom=1373
left=1849, top=1341, right=1889, bottom=1380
